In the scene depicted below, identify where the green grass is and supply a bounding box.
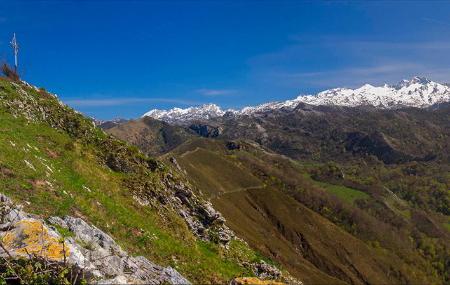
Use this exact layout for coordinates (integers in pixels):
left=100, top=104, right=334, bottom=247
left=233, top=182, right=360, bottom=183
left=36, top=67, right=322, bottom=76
left=0, top=107, right=252, bottom=283
left=176, top=147, right=263, bottom=198
left=444, top=218, right=450, bottom=233
left=296, top=162, right=370, bottom=204
left=314, top=181, right=370, bottom=204
left=382, top=194, right=411, bottom=219
left=260, top=157, right=369, bottom=205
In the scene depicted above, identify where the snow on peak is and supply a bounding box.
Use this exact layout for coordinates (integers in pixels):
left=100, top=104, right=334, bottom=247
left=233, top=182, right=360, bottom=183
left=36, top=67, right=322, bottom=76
left=142, top=103, right=225, bottom=124
left=298, top=76, right=450, bottom=108
left=142, top=77, right=450, bottom=123
left=394, top=76, right=431, bottom=89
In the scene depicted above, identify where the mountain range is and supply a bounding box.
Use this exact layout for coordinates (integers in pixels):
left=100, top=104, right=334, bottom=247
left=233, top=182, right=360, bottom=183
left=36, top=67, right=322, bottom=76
left=1, top=73, right=449, bottom=285
left=100, top=75, right=450, bottom=284
left=142, top=76, right=450, bottom=124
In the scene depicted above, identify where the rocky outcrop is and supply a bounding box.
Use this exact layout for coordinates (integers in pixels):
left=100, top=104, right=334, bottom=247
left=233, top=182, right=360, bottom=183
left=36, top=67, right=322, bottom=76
left=236, top=260, right=302, bottom=285
left=230, top=277, right=285, bottom=285
left=158, top=172, right=234, bottom=244
left=123, top=168, right=234, bottom=245
left=189, top=123, right=222, bottom=138
left=169, top=157, right=185, bottom=174
left=0, top=194, right=190, bottom=284
left=248, top=261, right=282, bottom=280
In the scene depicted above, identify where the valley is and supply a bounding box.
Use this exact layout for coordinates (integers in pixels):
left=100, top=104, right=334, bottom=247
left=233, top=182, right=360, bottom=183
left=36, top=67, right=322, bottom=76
left=3, top=2, right=449, bottom=284
left=0, top=75, right=448, bottom=284
left=102, top=77, right=450, bottom=284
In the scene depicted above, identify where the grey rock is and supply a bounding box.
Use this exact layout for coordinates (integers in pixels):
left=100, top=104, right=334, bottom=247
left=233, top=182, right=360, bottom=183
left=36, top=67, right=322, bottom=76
left=250, top=261, right=282, bottom=280
left=169, top=157, right=184, bottom=173
left=97, top=275, right=129, bottom=284
left=0, top=193, right=190, bottom=285
left=189, top=124, right=222, bottom=138
left=55, top=215, right=191, bottom=284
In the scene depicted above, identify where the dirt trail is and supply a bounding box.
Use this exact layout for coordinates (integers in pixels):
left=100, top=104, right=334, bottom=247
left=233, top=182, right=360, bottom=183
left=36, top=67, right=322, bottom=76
left=180, top=147, right=201, bottom=158
left=211, top=185, right=265, bottom=200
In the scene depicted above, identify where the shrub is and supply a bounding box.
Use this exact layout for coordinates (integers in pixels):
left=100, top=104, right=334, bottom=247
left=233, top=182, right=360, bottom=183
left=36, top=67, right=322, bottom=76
left=1, top=64, right=19, bottom=81
left=0, top=256, right=86, bottom=285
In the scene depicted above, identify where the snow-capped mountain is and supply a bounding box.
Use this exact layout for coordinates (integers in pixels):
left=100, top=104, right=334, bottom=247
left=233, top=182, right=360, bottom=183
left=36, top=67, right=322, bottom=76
left=142, top=77, right=450, bottom=123
left=142, top=103, right=226, bottom=124
left=299, top=76, right=450, bottom=108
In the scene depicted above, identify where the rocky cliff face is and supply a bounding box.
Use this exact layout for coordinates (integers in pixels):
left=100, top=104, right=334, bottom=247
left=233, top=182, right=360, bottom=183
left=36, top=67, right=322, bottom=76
left=189, top=123, right=222, bottom=138
left=136, top=169, right=235, bottom=244
left=0, top=193, right=190, bottom=284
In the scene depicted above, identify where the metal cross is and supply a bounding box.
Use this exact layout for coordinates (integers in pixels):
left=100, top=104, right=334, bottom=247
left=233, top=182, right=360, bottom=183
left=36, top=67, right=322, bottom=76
left=10, top=33, right=19, bottom=72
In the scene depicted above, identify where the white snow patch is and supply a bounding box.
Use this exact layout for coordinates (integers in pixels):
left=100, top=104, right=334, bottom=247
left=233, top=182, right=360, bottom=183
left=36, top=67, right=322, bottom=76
left=141, top=76, right=450, bottom=123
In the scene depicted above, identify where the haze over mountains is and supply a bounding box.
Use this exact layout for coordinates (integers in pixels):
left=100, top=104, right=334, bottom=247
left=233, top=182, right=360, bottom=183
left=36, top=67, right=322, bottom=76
left=142, top=77, right=450, bottom=124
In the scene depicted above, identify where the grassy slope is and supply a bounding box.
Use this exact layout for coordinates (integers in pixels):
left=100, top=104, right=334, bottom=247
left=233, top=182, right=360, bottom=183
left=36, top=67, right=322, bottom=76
left=166, top=137, right=444, bottom=285
left=106, top=117, right=193, bottom=156
left=0, top=78, right=264, bottom=283
left=176, top=147, right=263, bottom=198
left=312, top=181, right=369, bottom=204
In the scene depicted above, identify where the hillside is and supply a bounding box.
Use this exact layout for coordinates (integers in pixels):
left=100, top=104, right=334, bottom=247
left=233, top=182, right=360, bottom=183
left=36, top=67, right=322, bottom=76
left=3, top=75, right=447, bottom=284
left=108, top=101, right=450, bottom=166
left=104, top=86, right=450, bottom=284
left=102, top=116, right=194, bottom=156
left=0, top=77, right=296, bottom=284
left=159, top=138, right=449, bottom=285
left=215, top=104, right=450, bottom=165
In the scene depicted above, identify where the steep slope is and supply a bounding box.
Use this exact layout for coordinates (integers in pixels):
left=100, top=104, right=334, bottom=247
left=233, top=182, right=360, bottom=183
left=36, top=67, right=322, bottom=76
left=0, top=77, right=292, bottom=284
left=215, top=104, right=450, bottom=164
left=98, top=77, right=449, bottom=284
left=0, top=194, right=190, bottom=284
left=105, top=116, right=194, bottom=156
left=163, top=138, right=448, bottom=285
left=111, top=103, right=450, bottom=166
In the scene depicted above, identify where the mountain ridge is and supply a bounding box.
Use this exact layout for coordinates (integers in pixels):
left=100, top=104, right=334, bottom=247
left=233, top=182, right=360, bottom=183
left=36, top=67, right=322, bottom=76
left=93, top=76, right=450, bottom=284
left=142, top=76, right=450, bottom=124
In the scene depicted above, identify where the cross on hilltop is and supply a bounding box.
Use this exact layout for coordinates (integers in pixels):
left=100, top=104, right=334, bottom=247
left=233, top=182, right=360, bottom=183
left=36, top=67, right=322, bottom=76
left=10, top=33, right=19, bottom=73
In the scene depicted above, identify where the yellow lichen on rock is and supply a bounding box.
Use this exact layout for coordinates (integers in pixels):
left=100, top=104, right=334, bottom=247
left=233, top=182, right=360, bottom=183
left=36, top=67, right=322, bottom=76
left=1, top=219, right=69, bottom=260
left=232, top=277, right=285, bottom=285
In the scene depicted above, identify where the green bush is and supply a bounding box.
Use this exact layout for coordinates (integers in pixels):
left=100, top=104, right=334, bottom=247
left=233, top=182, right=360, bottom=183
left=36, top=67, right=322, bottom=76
left=0, top=257, right=86, bottom=285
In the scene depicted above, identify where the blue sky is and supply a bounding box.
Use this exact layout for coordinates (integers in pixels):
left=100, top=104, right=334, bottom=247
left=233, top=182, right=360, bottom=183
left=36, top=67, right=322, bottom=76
left=1, top=1, right=450, bottom=119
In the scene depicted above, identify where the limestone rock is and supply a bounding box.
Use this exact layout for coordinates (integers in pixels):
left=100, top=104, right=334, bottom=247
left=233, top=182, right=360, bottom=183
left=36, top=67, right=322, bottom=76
left=1, top=218, right=69, bottom=261
left=0, top=193, right=190, bottom=285
left=251, top=261, right=282, bottom=280
left=230, top=277, right=285, bottom=285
